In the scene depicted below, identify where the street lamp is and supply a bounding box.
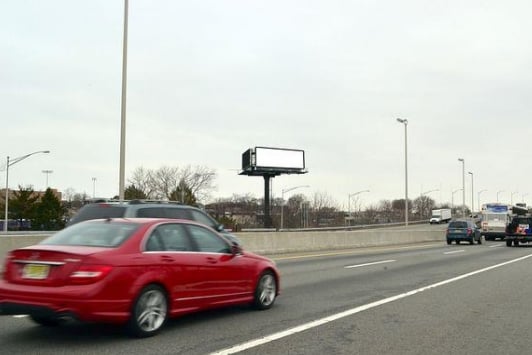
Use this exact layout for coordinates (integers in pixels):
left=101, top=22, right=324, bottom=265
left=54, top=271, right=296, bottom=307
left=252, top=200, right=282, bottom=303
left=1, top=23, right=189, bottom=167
left=348, top=190, right=370, bottom=226
left=42, top=170, right=53, bottom=189
left=280, top=185, right=309, bottom=230
left=118, top=0, right=129, bottom=202
left=396, top=118, right=408, bottom=225
left=458, top=158, right=465, bottom=217
left=477, top=189, right=487, bottom=211
left=92, top=177, right=97, bottom=199
left=4, top=150, right=50, bottom=232
left=468, top=171, right=474, bottom=213
left=497, top=190, right=505, bottom=203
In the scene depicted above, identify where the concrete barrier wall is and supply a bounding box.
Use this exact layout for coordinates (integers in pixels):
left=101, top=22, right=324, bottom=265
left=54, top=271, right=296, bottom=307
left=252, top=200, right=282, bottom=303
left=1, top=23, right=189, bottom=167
left=235, top=229, right=443, bottom=255
left=0, top=229, right=444, bottom=265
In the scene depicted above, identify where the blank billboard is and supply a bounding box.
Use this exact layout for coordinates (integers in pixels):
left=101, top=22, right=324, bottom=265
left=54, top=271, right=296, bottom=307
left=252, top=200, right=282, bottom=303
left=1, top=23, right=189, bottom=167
left=255, top=147, right=305, bottom=170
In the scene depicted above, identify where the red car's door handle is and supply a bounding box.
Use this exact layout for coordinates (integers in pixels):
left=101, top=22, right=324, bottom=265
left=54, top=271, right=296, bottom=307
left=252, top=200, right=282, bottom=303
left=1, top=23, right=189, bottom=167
left=160, top=255, right=174, bottom=263
left=206, top=257, right=218, bottom=264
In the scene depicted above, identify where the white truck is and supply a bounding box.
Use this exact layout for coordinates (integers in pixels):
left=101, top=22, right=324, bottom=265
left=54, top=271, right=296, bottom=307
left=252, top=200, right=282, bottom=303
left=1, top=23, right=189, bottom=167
left=430, top=208, right=452, bottom=224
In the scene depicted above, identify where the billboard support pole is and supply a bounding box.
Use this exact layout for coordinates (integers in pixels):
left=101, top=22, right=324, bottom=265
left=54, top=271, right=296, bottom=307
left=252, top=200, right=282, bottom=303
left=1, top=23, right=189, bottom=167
left=264, top=175, right=273, bottom=228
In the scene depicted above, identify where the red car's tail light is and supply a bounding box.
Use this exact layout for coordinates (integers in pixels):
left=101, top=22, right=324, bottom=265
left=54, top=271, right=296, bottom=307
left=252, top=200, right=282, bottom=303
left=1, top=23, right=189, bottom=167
left=69, top=265, right=113, bottom=285
left=2, top=253, right=14, bottom=280
left=467, top=228, right=472, bottom=235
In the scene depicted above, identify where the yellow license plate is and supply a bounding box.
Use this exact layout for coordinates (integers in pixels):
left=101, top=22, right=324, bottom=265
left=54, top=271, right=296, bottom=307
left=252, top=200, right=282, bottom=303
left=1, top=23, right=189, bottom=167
left=22, top=264, right=50, bottom=279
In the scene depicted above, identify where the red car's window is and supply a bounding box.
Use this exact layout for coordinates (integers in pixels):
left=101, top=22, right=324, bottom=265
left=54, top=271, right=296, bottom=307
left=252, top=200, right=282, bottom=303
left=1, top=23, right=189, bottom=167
left=41, top=222, right=139, bottom=247
left=186, top=225, right=230, bottom=253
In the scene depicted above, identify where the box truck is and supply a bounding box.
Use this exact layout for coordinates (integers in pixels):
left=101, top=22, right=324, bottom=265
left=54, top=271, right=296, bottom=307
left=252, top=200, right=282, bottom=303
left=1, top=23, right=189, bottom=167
left=430, top=208, right=452, bottom=224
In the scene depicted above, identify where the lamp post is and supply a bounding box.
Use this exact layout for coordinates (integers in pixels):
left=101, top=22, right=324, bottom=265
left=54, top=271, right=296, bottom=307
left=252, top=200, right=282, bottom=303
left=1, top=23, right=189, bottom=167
left=348, top=190, right=370, bottom=226
left=497, top=190, right=504, bottom=203
left=458, top=158, right=465, bottom=217
left=452, top=188, right=463, bottom=215
left=4, top=150, right=50, bottom=232
left=468, top=171, right=474, bottom=213
left=118, top=0, right=129, bottom=203
left=280, top=185, right=309, bottom=230
left=92, top=177, right=97, bottom=199
left=42, top=170, right=53, bottom=189
left=478, top=189, right=487, bottom=211
left=396, top=118, right=408, bottom=225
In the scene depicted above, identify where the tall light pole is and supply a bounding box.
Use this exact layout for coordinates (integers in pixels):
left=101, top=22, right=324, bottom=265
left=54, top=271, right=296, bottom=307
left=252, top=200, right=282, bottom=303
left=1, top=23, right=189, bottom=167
left=92, top=177, right=97, bottom=199
left=396, top=118, right=408, bottom=225
left=42, top=169, right=53, bottom=189
left=478, top=189, right=487, bottom=211
left=118, top=0, right=129, bottom=203
left=497, top=190, right=504, bottom=203
left=458, top=158, right=465, bottom=217
left=4, top=150, right=50, bottom=232
left=468, top=171, right=474, bottom=213
left=348, top=190, right=370, bottom=226
left=280, top=185, right=309, bottom=230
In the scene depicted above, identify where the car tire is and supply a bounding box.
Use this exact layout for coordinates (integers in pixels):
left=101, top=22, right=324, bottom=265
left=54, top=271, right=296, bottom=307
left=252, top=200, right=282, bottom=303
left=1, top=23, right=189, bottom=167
left=514, top=240, right=519, bottom=246
left=456, top=240, right=460, bottom=245
left=469, top=238, right=474, bottom=245
left=506, top=239, right=513, bottom=247
left=253, top=271, right=277, bottom=310
left=29, top=314, right=63, bottom=327
left=446, top=239, right=451, bottom=245
left=127, top=284, right=168, bottom=338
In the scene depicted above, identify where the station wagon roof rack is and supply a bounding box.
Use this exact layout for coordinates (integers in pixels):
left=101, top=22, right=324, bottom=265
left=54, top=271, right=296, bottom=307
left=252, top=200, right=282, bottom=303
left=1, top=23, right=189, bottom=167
left=128, top=199, right=183, bottom=205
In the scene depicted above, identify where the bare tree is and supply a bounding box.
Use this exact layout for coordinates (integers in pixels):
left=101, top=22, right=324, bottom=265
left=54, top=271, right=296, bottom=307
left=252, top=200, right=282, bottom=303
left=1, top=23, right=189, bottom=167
left=128, top=165, right=217, bottom=203
left=413, top=196, right=436, bottom=219
left=153, top=166, right=180, bottom=199
left=311, top=191, right=339, bottom=227
left=129, top=167, right=158, bottom=198
left=378, top=199, right=394, bottom=223
left=284, top=193, right=308, bottom=228
left=178, top=165, right=217, bottom=202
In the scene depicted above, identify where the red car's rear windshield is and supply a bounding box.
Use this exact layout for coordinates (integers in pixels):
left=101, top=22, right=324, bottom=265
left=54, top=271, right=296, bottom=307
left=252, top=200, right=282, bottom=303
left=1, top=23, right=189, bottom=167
left=41, top=221, right=140, bottom=247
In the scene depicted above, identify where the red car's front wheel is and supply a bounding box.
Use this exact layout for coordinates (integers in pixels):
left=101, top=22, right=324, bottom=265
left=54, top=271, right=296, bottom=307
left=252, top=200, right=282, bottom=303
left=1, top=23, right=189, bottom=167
left=254, top=271, right=277, bottom=310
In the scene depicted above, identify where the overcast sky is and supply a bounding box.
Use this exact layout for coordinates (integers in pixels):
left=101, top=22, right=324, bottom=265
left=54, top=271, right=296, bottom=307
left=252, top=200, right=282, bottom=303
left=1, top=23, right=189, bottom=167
left=2, top=0, right=531, bottom=210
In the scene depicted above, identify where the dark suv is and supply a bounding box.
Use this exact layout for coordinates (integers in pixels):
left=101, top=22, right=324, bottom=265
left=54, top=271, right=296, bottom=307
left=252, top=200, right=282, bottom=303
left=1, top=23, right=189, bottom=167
left=67, top=200, right=240, bottom=244
left=446, top=219, right=482, bottom=245
left=505, top=215, right=532, bottom=247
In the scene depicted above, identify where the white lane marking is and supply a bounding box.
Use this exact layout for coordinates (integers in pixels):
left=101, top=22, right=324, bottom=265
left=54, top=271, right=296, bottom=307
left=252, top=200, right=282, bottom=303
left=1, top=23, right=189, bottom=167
left=13, top=315, right=28, bottom=318
left=211, top=252, right=532, bottom=355
left=444, top=250, right=465, bottom=255
left=272, top=244, right=439, bottom=261
left=344, top=260, right=395, bottom=269
left=489, top=244, right=504, bottom=248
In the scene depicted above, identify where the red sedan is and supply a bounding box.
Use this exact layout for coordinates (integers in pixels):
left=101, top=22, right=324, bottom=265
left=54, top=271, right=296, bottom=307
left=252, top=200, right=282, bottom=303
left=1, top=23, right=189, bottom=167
left=0, top=218, right=280, bottom=337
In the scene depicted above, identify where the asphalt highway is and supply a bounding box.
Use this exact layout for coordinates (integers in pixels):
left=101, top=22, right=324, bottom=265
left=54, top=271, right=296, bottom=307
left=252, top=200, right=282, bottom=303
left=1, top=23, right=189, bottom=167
left=1, top=237, right=531, bottom=355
